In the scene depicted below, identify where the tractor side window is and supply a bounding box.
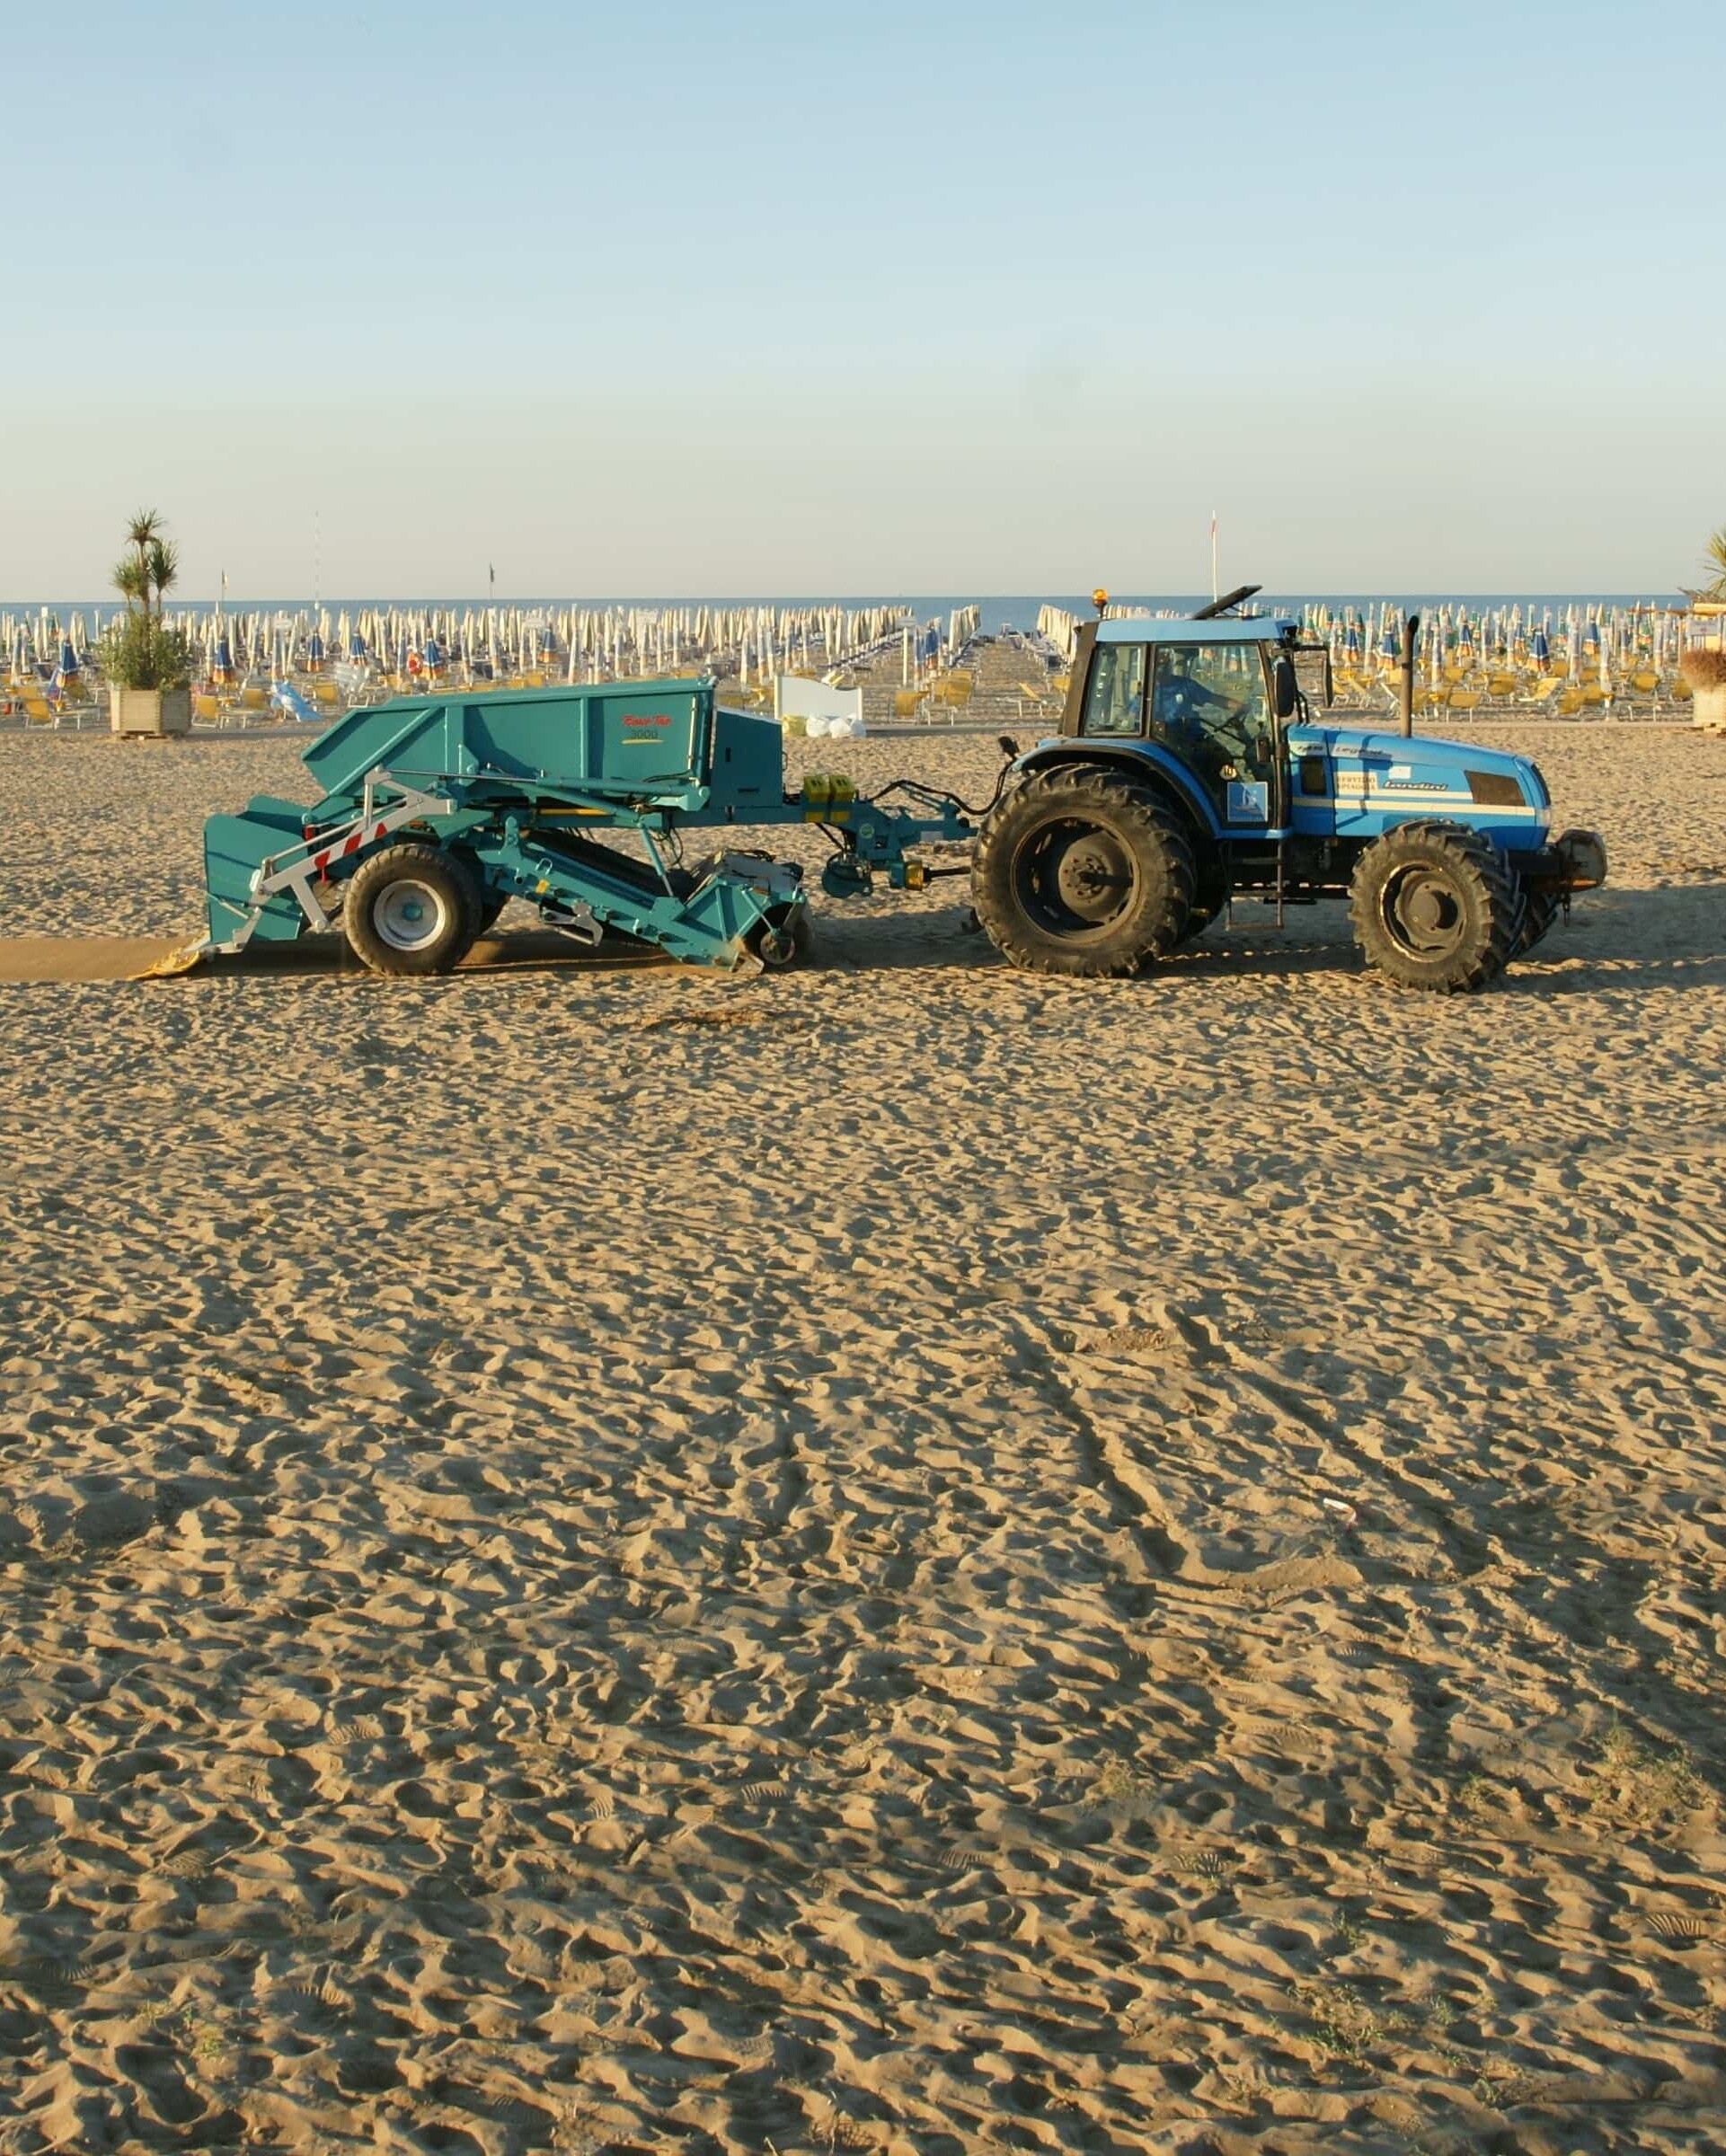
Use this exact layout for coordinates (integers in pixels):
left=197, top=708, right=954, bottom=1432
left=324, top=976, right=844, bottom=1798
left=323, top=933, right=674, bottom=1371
left=1079, top=642, right=1146, bottom=737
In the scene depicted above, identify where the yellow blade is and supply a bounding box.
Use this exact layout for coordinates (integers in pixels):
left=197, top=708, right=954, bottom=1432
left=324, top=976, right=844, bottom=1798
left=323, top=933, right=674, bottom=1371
left=130, top=940, right=209, bottom=981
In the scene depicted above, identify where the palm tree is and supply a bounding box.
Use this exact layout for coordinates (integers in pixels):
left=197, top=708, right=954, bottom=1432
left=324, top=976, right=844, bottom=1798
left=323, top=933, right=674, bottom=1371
left=124, top=509, right=163, bottom=611
left=1704, top=527, right=1726, bottom=598
left=102, top=509, right=190, bottom=694
left=146, top=537, right=179, bottom=616
left=111, top=511, right=178, bottom=618
left=111, top=554, right=149, bottom=613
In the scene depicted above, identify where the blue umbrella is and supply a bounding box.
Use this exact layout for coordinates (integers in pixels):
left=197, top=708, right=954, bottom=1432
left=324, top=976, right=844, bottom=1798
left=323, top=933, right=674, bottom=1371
left=424, top=636, right=442, bottom=669
left=308, top=630, right=325, bottom=665
left=215, top=633, right=233, bottom=675
left=1532, top=629, right=1551, bottom=666
left=58, top=636, right=77, bottom=676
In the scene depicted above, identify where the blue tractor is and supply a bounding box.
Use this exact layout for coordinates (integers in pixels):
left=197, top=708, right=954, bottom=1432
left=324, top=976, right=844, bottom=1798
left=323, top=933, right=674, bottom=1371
left=972, top=591, right=1607, bottom=991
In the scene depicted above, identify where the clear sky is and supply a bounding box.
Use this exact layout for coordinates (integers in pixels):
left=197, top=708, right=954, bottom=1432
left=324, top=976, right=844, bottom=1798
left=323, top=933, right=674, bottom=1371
left=4, top=0, right=1722, bottom=599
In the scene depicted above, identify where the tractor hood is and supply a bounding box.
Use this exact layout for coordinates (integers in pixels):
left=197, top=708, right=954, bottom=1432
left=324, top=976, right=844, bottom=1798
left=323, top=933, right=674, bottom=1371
left=1287, top=722, right=1551, bottom=843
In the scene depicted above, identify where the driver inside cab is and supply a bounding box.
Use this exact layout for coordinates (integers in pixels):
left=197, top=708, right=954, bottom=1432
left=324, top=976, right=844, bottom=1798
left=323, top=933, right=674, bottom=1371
left=1151, top=644, right=1273, bottom=786
left=1152, top=648, right=1233, bottom=744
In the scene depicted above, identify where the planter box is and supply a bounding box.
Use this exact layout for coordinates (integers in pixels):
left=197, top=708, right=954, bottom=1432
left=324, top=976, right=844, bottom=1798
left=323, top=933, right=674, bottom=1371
left=1692, top=682, right=1726, bottom=735
left=111, top=685, right=191, bottom=737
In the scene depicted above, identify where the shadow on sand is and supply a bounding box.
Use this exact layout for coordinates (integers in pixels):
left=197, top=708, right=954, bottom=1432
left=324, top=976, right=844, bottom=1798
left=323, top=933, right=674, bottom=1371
left=3, top=882, right=1717, bottom=993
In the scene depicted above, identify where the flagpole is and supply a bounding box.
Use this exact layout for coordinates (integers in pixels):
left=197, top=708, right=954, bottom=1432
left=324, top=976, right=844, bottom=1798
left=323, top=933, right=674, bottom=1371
left=1210, top=512, right=1218, bottom=603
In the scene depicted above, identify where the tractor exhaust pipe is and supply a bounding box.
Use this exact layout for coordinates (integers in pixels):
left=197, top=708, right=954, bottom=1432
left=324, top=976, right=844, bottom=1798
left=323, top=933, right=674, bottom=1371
left=1399, top=614, right=1420, bottom=737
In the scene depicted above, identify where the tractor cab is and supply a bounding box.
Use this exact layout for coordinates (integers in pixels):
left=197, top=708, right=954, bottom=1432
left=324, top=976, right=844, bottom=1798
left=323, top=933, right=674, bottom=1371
left=1058, top=614, right=1303, bottom=836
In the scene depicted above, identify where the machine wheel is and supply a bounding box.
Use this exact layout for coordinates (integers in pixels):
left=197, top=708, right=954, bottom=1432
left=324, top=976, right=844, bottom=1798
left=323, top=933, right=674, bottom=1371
left=447, top=849, right=509, bottom=938
left=1509, top=883, right=1561, bottom=956
left=749, top=905, right=811, bottom=970
left=971, top=766, right=1195, bottom=976
left=1350, top=822, right=1516, bottom=993
left=344, top=844, right=479, bottom=976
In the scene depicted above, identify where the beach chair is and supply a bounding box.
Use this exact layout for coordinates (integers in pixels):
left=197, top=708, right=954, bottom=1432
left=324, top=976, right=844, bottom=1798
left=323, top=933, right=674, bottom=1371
left=1330, top=667, right=1366, bottom=706
left=242, top=685, right=269, bottom=714
left=314, top=682, right=341, bottom=707
left=191, top=691, right=222, bottom=727
left=893, top=688, right=923, bottom=720
left=22, top=694, right=57, bottom=728
left=1446, top=688, right=1484, bottom=720
left=1519, top=676, right=1566, bottom=710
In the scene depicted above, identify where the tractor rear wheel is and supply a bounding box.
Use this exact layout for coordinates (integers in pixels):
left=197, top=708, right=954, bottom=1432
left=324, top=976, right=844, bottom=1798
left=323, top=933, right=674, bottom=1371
left=345, top=844, right=479, bottom=976
left=1350, top=822, right=1516, bottom=993
left=1178, top=853, right=1229, bottom=945
left=971, top=766, right=1195, bottom=976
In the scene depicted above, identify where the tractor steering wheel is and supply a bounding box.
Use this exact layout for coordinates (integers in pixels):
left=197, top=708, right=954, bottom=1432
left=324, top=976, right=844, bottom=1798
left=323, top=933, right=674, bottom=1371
left=1206, top=704, right=1258, bottom=764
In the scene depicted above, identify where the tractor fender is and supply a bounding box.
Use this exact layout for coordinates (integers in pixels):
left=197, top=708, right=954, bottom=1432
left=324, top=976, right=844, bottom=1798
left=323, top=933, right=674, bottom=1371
left=1009, top=740, right=1223, bottom=844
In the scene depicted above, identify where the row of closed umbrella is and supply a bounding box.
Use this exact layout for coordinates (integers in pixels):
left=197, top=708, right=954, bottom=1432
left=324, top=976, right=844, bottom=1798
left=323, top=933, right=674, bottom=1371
left=1037, top=598, right=1694, bottom=686
left=1, top=600, right=949, bottom=694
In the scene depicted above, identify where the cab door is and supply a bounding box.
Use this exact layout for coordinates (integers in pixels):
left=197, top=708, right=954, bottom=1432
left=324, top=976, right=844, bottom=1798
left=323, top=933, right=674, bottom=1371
left=1146, top=642, right=1279, bottom=829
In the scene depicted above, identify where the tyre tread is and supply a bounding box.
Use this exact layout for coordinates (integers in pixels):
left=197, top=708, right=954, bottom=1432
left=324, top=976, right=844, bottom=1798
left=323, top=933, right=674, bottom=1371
left=344, top=842, right=478, bottom=977
left=1349, top=819, right=1516, bottom=993
left=972, top=765, right=1196, bottom=977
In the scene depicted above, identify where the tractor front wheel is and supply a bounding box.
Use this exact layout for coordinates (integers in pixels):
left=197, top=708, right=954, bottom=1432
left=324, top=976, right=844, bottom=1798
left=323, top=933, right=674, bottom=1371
left=344, top=844, right=479, bottom=976
left=1350, top=822, right=1516, bottom=993
left=971, top=765, right=1195, bottom=976
left=1509, top=883, right=1562, bottom=957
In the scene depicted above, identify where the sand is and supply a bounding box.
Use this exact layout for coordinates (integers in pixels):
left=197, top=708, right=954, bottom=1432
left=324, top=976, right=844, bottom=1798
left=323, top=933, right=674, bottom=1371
left=0, top=722, right=1723, bottom=2155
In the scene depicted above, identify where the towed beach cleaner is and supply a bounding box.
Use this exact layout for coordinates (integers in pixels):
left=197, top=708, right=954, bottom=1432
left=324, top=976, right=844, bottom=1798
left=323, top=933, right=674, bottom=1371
left=189, top=676, right=974, bottom=980
left=185, top=589, right=1606, bottom=993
